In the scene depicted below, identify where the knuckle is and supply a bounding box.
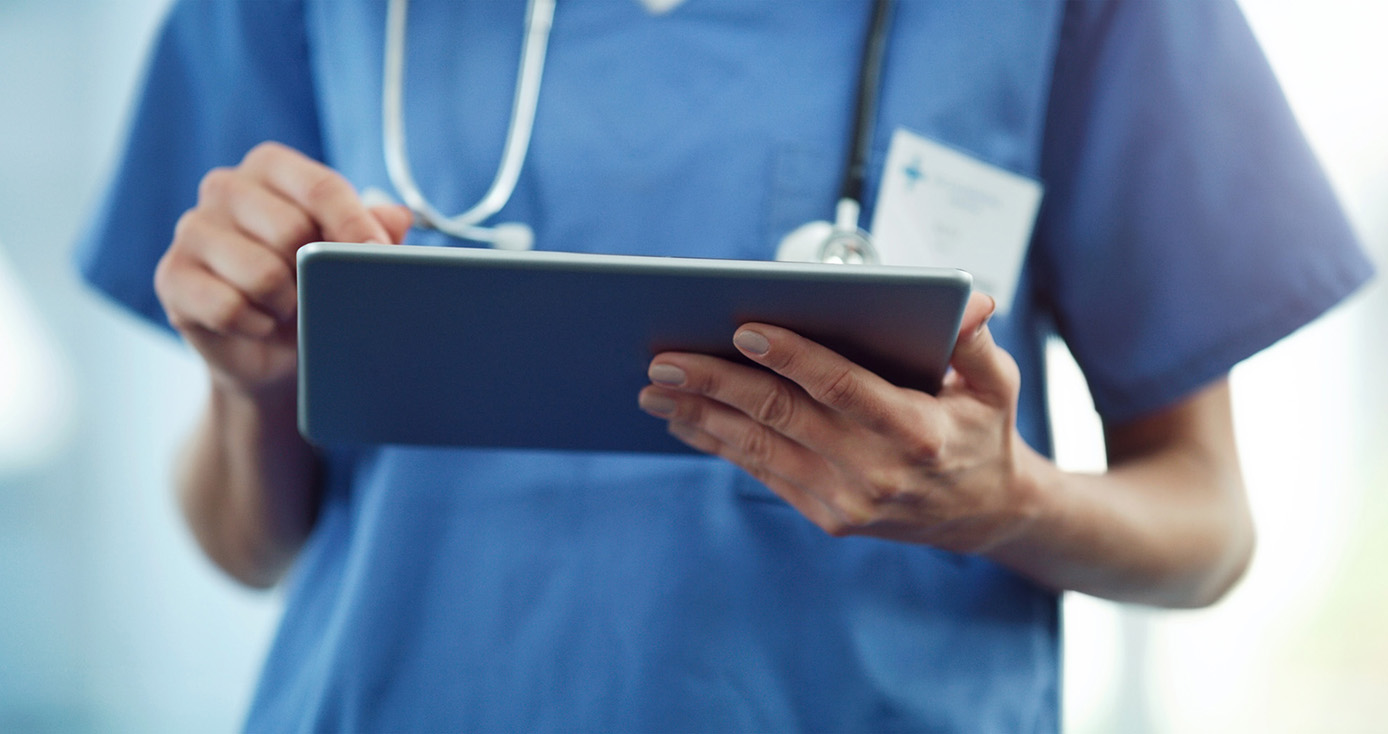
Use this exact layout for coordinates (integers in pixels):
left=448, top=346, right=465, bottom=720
left=822, top=517, right=852, bottom=538
left=752, top=381, right=797, bottom=429
left=817, top=367, right=860, bottom=409
left=242, top=141, right=288, bottom=169
left=206, top=290, right=249, bottom=332
left=335, top=210, right=380, bottom=241
left=743, top=462, right=778, bottom=489
left=861, top=469, right=906, bottom=504
left=166, top=310, right=195, bottom=332
left=170, top=210, right=198, bottom=249
left=276, top=209, right=318, bottom=248
left=1000, top=354, right=1022, bottom=395
left=899, top=428, right=944, bottom=467
left=681, top=365, right=719, bottom=396
left=245, top=258, right=292, bottom=302
left=736, top=424, right=776, bottom=468
left=197, top=167, right=237, bottom=204
left=669, top=395, right=702, bottom=426
left=152, top=253, right=178, bottom=303
left=153, top=250, right=178, bottom=289
left=304, top=169, right=349, bottom=209
left=847, top=497, right=876, bottom=526
left=831, top=489, right=879, bottom=530
left=816, top=513, right=849, bottom=541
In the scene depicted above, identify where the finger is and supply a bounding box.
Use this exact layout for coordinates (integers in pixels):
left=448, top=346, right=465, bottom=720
left=646, top=354, right=844, bottom=451
left=639, top=385, right=827, bottom=493
left=158, top=258, right=277, bottom=339
left=641, top=385, right=878, bottom=529
left=956, top=291, right=996, bottom=341
left=240, top=142, right=392, bottom=244
left=946, top=293, right=1018, bottom=402
left=370, top=204, right=415, bottom=244
left=200, top=234, right=298, bottom=322
left=730, top=323, right=909, bottom=433
left=176, top=215, right=297, bottom=321
left=197, top=166, right=318, bottom=258
left=663, top=420, right=850, bottom=536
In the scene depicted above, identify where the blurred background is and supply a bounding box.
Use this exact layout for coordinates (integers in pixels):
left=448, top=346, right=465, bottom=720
left=0, top=0, right=1382, bottom=731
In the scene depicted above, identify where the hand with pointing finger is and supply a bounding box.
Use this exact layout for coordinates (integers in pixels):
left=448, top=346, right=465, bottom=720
left=154, top=142, right=412, bottom=399
left=639, top=292, right=1041, bottom=553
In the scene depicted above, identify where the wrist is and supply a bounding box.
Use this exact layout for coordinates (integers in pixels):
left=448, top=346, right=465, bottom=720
left=194, top=371, right=317, bottom=588
left=982, top=437, right=1066, bottom=572
left=208, top=369, right=298, bottom=422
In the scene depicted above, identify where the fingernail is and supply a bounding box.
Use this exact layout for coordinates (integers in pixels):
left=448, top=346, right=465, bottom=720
left=734, top=329, right=770, bottom=356
left=639, top=392, right=677, bottom=417
left=648, top=364, right=686, bottom=386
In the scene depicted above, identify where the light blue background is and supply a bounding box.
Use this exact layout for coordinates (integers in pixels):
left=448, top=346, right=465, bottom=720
left=0, top=2, right=276, bottom=731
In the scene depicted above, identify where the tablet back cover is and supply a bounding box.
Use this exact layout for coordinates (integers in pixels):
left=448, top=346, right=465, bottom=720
left=297, top=243, right=969, bottom=454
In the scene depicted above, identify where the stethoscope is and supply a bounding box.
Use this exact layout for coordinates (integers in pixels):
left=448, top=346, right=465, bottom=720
left=381, top=0, right=553, bottom=251
left=381, top=0, right=894, bottom=264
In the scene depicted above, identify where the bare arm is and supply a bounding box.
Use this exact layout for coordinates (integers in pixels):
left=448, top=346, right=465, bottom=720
left=640, top=294, right=1254, bottom=608
left=154, top=142, right=412, bottom=587
left=175, top=380, right=319, bottom=588
left=991, top=379, right=1252, bottom=607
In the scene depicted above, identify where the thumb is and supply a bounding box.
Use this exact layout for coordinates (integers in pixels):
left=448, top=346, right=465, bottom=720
left=947, top=293, right=1016, bottom=401
left=369, top=204, right=414, bottom=244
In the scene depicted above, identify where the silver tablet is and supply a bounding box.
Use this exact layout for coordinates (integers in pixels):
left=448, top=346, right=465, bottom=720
left=297, top=242, right=971, bottom=453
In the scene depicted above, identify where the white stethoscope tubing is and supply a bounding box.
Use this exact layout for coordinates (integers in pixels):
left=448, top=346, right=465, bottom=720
left=382, top=0, right=555, bottom=249
left=381, top=0, right=893, bottom=261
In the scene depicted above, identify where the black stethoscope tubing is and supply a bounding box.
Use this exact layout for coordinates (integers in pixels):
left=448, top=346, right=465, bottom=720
left=841, top=0, right=895, bottom=209
left=774, top=0, right=895, bottom=264
left=385, top=0, right=896, bottom=261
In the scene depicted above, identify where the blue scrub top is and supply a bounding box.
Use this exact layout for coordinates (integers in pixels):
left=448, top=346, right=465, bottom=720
left=79, top=1, right=1372, bottom=731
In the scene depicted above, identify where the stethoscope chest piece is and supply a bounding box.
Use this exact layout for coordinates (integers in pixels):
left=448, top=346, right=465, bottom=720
left=773, top=0, right=894, bottom=266
left=775, top=220, right=879, bottom=265
left=383, top=0, right=893, bottom=262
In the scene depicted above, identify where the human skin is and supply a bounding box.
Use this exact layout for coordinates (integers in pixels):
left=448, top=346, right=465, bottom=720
left=153, top=142, right=412, bottom=587
left=156, top=141, right=1253, bottom=607
left=639, top=297, right=1253, bottom=608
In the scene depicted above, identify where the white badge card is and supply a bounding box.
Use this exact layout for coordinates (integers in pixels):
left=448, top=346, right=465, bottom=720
left=869, top=128, right=1043, bottom=314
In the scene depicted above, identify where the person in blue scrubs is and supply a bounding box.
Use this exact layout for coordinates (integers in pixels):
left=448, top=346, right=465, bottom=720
left=79, top=1, right=1373, bottom=731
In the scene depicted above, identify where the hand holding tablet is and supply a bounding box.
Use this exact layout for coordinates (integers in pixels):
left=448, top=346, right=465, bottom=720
left=297, top=242, right=971, bottom=453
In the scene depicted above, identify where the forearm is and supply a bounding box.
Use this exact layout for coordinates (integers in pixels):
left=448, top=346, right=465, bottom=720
left=176, top=379, right=321, bottom=588
left=149, top=144, right=412, bottom=587
left=989, top=390, right=1253, bottom=608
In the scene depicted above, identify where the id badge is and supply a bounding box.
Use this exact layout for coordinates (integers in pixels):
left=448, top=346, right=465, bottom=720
left=869, top=128, right=1043, bottom=314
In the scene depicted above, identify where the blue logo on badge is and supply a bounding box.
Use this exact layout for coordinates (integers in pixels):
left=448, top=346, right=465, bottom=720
left=903, top=156, right=925, bottom=189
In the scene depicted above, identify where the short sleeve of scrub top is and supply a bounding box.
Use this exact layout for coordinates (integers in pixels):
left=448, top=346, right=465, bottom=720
left=75, top=1, right=1373, bottom=733
left=1031, top=0, right=1374, bottom=424
left=76, top=0, right=324, bottom=328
